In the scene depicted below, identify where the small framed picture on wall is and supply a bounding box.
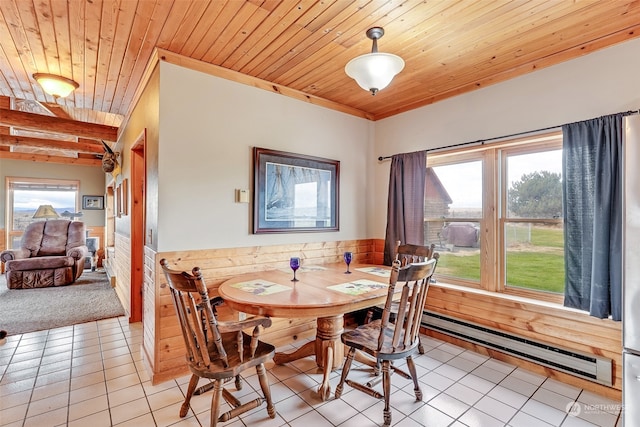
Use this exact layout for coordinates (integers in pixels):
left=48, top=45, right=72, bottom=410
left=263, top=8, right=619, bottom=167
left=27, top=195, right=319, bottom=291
left=83, top=195, right=104, bottom=210
left=115, top=179, right=128, bottom=218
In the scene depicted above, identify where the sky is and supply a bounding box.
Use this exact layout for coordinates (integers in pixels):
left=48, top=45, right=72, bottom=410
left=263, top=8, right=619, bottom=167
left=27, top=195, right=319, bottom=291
left=433, top=149, right=562, bottom=209
left=13, top=190, right=76, bottom=211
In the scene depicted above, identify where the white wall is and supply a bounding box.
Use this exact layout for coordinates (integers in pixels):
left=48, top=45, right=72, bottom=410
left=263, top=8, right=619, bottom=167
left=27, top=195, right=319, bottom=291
left=153, top=37, right=640, bottom=250
left=371, top=38, right=640, bottom=237
left=158, top=62, right=373, bottom=251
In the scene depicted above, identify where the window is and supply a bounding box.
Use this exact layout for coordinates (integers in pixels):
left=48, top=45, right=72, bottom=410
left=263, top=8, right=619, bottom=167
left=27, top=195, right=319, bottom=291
left=425, top=133, right=564, bottom=302
left=6, top=178, right=79, bottom=249
left=425, top=156, right=482, bottom=286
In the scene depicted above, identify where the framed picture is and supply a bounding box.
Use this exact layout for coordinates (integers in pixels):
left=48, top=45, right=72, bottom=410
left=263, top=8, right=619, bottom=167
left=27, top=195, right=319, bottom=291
left=115, top=179, right=128, bottom=217
left=83, top=195, right=104, bottom=210
left=120, top=179, right=128, bottom=216
left=116, top=183, right=122, bottom=218
left=253, top=147, right=339, bottom=233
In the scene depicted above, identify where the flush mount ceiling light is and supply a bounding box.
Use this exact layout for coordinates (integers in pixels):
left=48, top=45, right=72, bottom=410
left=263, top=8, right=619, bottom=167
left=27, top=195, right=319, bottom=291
left=32, top=73, right=79, bottom=98
left=345, top=27, right=405, bottom=96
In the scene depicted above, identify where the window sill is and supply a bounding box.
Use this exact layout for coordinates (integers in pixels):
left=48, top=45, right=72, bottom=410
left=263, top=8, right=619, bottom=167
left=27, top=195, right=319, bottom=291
left=430, top=280, right=606, bottom=320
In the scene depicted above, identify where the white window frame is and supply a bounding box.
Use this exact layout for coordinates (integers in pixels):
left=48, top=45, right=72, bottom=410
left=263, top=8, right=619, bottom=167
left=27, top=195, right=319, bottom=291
left=5, top=177, right=80, bottom=249
left=426, top=132, right=564, bottom=304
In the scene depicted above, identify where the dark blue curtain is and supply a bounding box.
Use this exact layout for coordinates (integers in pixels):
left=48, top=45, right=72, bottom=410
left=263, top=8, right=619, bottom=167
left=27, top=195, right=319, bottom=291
left=383, top=151, right=427, bottom=266
left=562, top=114, right=622, bottom=320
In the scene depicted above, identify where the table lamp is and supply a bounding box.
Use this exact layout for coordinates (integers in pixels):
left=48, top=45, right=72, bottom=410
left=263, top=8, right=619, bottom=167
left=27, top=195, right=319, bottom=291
left=32, top=204, right=60, bottom=220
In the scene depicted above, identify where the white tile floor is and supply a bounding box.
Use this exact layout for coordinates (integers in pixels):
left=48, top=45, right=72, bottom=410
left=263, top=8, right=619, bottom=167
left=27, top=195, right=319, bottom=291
left=0, top=316, right=623, bottom=427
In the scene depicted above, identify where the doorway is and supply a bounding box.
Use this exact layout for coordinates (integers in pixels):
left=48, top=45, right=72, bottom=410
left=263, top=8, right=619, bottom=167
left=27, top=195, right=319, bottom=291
left=4, top=178, right=79, bottom=249
left=130, top=130, right=146, bottom=323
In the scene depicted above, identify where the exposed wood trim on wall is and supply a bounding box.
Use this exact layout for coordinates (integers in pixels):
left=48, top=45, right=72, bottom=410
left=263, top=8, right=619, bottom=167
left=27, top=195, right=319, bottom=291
left=155, top=48, right=374, bottom=121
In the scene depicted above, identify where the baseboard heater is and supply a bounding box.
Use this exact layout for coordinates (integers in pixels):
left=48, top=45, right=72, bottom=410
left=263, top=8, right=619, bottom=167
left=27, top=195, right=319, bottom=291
left=421, top=310, right=612, bottom=386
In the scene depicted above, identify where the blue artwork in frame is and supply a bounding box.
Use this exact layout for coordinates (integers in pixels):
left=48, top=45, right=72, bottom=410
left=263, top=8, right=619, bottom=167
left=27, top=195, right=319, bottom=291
left=253, top=147, right=339, bottom=233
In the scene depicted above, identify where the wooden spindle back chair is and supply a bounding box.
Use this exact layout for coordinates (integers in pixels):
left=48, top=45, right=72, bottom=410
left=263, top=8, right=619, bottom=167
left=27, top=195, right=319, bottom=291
left=160, top=258, right=276, bottom=427
left=394, top=241, right=439, bottom=353
left=335, top=258, right=437, bottom=426
left=365, top=240, right=439, bottom=353
left=396, top=241, right=440, bottom=267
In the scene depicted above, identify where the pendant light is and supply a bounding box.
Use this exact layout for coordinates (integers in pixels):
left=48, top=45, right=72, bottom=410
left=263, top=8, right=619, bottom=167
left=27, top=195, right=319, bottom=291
left=33, top=73, right=79, bottom=98
left=345, top=27, right=405, bottom=95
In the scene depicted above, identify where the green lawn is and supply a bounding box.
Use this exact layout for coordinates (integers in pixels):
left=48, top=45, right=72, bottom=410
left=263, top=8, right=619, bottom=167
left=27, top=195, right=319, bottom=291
left=434, top=225, right=565, bottom=293
left=506, top=252, right=564, bottom=292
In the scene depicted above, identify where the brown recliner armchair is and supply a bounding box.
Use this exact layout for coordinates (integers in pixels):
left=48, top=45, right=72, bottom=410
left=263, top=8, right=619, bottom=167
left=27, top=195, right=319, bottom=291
left=1, top=220, right=88, bottom=289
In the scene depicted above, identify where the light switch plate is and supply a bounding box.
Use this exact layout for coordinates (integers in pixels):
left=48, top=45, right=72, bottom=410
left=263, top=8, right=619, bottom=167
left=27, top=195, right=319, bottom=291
left=235, top=189, right=250, bottom=203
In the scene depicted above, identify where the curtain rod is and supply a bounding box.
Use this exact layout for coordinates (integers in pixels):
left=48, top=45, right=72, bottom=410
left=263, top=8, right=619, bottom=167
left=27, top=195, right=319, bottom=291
left=377, top=109, right=640, bottom=161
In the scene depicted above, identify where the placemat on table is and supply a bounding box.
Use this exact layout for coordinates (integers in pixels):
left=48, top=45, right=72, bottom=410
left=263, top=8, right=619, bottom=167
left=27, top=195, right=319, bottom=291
left=354, top=266, right=391, bottom=277
left=230, top=280, right=291, bottom=295
left=328, top=279, right=388, bottom=296
left=278, top=265, right=327, bottom=273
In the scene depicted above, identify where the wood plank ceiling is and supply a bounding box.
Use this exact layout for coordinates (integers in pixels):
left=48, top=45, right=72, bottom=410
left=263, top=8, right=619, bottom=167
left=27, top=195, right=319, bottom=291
left=1, top=0, right=639, bottom=164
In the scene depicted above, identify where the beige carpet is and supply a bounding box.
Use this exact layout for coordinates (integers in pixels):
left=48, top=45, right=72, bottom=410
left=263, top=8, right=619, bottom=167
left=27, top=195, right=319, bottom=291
left=0, top=269, right=125, bottom=336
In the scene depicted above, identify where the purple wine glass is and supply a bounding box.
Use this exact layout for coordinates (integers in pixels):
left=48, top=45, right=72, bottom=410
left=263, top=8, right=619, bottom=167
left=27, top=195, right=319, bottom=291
left=343, top=251, right=353, bottom=274
left=290, top=257, right=300, bottom=282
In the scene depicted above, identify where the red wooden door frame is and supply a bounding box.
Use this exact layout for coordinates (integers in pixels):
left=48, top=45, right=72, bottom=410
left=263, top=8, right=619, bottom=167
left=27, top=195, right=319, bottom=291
left=129, top=130, right=146, bottom=323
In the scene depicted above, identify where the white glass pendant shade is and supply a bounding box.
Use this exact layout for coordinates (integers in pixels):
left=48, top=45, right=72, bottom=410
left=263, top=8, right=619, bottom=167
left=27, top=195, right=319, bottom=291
left=345, top=52, right=405, bottom=95
left=345, top=27, right=404, bottom=95
left=33, top=73, right=79, bottom=98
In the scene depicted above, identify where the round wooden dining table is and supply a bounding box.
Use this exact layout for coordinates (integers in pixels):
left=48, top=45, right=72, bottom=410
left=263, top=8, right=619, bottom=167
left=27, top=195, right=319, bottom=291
left=218, top=262, right=392, bottom=400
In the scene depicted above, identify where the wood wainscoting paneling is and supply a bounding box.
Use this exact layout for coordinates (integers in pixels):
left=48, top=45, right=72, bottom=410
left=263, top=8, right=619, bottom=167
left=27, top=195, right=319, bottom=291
left=142, top=245, right=158, bottom=379
left=146, top=240, right=377, bottom=384
left=0, top=228, right=5, bottom=273
left=113, top=233, right=132, bottom=319
left=424, top=284, right=622, bottom=400
left=139, top=237, right=620, bottom=401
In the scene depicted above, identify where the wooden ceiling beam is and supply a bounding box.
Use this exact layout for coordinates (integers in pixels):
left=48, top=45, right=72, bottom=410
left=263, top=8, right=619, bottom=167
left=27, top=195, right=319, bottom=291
left=0, top=150, right=102, bottom=166
left=0, top=133, right=105, bottom=154
left=39, top=102, right=74, bottom=120
left=0, top=108, right=118, bottom=142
